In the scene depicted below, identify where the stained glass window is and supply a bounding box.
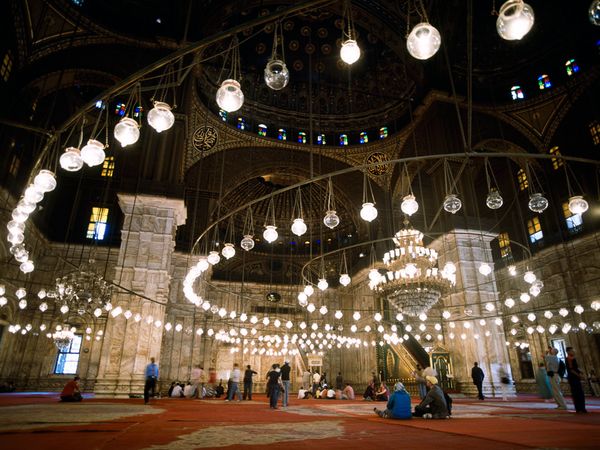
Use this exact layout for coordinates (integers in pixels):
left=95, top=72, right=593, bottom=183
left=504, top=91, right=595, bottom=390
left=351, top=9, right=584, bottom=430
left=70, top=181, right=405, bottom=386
left=537, top=74, right=551, bottom=90
left=95, top=100, right=104, bottom=109
left=511, top=86, right=524, bottom=100
left=498, top=232, right=512, bottom=261
left=1, top=51, right=12, bottom=82
left=527, top=217, right=543, bottom=244
left=548, top=146, right=563, bottom=170
left=258, top=124, right=267, bottom=137
left=317, top=134, right=326, bottom=145
left=517, top=168, right=528, bottom=191
left=86, top=207, right=109, bottom=240
left=589, top=121, right=600, bottom=145
left=298, top=132, right=307, bottom=144
left=133, top=105, right=143, bottom=119
left=563, top=202, right=583, bottom=234
left=219, top=110, right=228, bottom=122
left=379, top=127, right=388, bottom=139
left=565, top=59, right=579, bottom=76
left=237, top=117, right=246, bottom=130
left=359, top=132, right=368, bottom=144
left=54, top=334, right=82, bottom=375
left=101, top=156, right=115, bottom=177
left=115, top=102, right=126, bottom=116
left=339, top=134, right=348, bottom=146
left=278, top=128, right=287, bottom=141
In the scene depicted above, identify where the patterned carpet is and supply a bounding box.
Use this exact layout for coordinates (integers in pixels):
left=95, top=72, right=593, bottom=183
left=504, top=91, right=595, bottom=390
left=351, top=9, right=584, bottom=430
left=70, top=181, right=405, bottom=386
left=0, top=393, right=599, bottom=450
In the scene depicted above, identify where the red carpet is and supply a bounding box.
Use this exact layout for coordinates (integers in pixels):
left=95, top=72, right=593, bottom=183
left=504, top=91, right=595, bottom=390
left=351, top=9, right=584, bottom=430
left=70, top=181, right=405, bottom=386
left=0, top=393, right=598, bottom=450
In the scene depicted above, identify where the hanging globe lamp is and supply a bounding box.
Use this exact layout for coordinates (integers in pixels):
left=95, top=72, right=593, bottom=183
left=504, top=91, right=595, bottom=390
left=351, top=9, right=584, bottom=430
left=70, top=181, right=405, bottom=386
left=406, top=22, right=441, bottom=60
left=33, top=170, right=57, bottom=193
left=360, top=202, right=378, bottom=222
left=568, top=195, right=588, bottom=215
left=291, top=218, right=307, bottom=236
left=401, top=194, right=419, bottom=216
left=59, top=147, right=84, bottom=172
left=340, top=39, right=361, bottom=64
left=486, top=189, right=504, bottom=210
left=216, top=79, right=244, bottom=112
left=323, top=210, right=340, bottom=229
left=147, top=101, right=175, bottom=132
left=80, top=139, right=106, bottom=167
left=264, top=59, right=289, bottom=90
left=114, top=117, right=140, bottom=147
left=496, top=0, right=535, bottom=40
left=528, top=193, right=548, bottom=213
left=443, top=194, right=462, bottom=214
left=240, top=234, right=255, bottom=251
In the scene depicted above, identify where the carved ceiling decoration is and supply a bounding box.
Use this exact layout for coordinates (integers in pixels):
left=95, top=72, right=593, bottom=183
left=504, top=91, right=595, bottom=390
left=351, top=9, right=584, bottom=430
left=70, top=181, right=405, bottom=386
left=192, top=126, right=219, bottom=153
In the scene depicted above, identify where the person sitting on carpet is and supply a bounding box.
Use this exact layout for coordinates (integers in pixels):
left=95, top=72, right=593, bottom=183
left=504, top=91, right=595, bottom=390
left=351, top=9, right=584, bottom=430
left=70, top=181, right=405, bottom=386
left=168, top=381, right=177, bottom=397
left=413, top=376, right=449, bottom=419
left=215, top=380, right=225, bottom=398
left=60, top=376, right=82, bottom=402
left=342, top=383, right=355, bottom=400
left=374, top=382, right=412, bottom=419
left=183, top=382, right=195, bottom=398
left=363, top=380, right=375, bottom=401
left=314, top=385, right=323, bottom=399
left=325, top=387, right=336, bottom=399
left=375, top=382, right=390, bottom=401
left=170, top=382, right=184, bottom=398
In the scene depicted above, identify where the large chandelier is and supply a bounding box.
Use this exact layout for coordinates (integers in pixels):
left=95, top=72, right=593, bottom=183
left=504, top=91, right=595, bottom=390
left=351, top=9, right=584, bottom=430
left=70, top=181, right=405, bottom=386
left=43, top=259, right=113, bottom=316
left=369, top=224, right=455, bottom=317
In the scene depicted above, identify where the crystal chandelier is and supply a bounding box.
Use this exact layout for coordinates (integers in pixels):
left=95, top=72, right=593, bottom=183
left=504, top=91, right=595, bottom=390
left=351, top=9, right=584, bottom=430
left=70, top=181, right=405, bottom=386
left=369, top=223, right=455, bottom=317
left=45, top=259, right=113, bottom=316
left=52, top=325, right=75, bottom=351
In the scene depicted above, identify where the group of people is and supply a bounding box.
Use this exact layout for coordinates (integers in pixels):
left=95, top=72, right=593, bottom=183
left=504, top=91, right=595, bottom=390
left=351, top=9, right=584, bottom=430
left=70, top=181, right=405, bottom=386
left=539, top=346, right=588, bottom=413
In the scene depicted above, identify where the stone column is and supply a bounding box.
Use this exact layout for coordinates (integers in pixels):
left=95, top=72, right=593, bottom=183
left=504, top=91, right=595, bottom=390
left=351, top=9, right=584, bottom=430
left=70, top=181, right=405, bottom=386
left=94, top=194, right=186, bottom=398
left=431, top=229, right=515, bottom=399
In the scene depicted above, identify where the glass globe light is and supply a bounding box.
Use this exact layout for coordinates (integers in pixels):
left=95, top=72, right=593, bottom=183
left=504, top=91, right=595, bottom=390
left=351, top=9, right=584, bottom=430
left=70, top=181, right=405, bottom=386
left=34, top=170, right=57, bottom=193
left=17, top=199, right=36, bottom=214
left=15, top=287, right=27, bottom=298
left=339, top=273, right=351, bottom=286
left=401, top=194, right=419, bottom=216
left=216, top=79, right=244, bottom=112
left=264, top=59, right=290, bottom=90
left=298, top=294, right=308, bottom=307
left=11, top=207, right=29, bottom=223
left=479, top=263, right=492, bottom=276
left=340, top=39, right=361, bottom=64
left=317, top=278, right=329, bottom=291
left=39, top=301, right=48, bottom=312
left=207, top=250, right=221, bottom=265
left=405, top=263, right=418, bottom=277
left=60, top=304, right=69, bottom=314
left=335, top=310, right=343, bottom=319
left=353, top=311, right=361, bottom=321
left=8, top=231, right=24, bottom=245
left=406, top=22, right=441, bottom=60
left=291, top=218, right=307, bottom=236
left=443, top=262, right=456, bottom=275
left=18, top=299, right=27, bottom=309
left=591, top=300, right=600, bottom=311
left=24, top=185, right=44, bottom=203
left=263, top=225, right=278, bottom=243
left=114, top=117, right=140, bottom=147
left=523, top=271, right=536, bottom=284
left=80, top=139, right=106, bottom=167
left=197, top=258, right=209, bottom=272
left=568, top=195, right=588, bottom=215
left=504, top=297, right=515, bottom=308
left=529, top=284, right=541, bottom=297
left=0, top=296, right=6, bottom=307
left=520, top=292, right=531, bottom=303
left=319, top=305, right=328, bottom=315
left=304, top=285, right=314, bottom=296
left=59, top=147, right=84, bottom=172
left=221, top=243, right=236, bottom=260
left=360, top=202, right=378, bottom=222
left=306, top=303, right=316, bottom=313
left=443, top=194, right=462, bottom=214
left=323, top=210, right=340, bottom=229
left=496, top=0, right=535, bottom=41
left=147, top=101, right=175, bottom=132
left=240, top=234, right=255, bottom=251
left=368, top=268, right=380, bottom=282
left=591, top=0, right=600, bottom=25
left=20, top=260, right=34, bottom=273
left=486, top=189, right=504, bottom=210
left=12, top=245, right=29, bottom=262
left=528, top=193, right=548, bottom=213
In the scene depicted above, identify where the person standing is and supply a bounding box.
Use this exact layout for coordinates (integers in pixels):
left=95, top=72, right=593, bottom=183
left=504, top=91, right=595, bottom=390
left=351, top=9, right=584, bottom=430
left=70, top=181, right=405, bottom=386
left=566, top=347, right=587, bottom=413
left=312, top=371, right=321, bottom=396
left=267, top=364, right=282, bottom=409
left=413, top=364, right=427, bottom=399
left=335, top=372, right=344, bottom=390
left=535, top=362, right=553, bottom=401
left=545, top=348, right=567, bottom=410
left=243, top=365, right=257, bottom=400
left=144, top=357, right=159, bottom=404
left=302, top=369, right=311, bottom=389
left=280, top=361, right=291, bottom=407
left=226, top=363, right=242, bottom=401
left=191, top=365, right=203, bottom=399
left=471, top=362, right=485, bottom=400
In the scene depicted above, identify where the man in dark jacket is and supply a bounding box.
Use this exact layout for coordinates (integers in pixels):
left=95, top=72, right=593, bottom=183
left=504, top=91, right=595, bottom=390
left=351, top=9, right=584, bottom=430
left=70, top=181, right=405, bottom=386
left=280, top=361, right=291, bottom=407
left=471, top=362, right=485, bottom=400
left=414, top=376, right=449, bottom=419
left=374, top=382, right=412, bottom=419
left=566, top=347, right=587, bottom=413
left=243, top=365, right=257, bottom=400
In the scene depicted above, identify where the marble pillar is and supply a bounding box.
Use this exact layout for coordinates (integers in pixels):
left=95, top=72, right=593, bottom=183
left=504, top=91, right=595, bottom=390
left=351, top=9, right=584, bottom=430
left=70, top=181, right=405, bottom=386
left=94, top=194, right=186, bottom=398
left=432, top=229, right=516, bottom=398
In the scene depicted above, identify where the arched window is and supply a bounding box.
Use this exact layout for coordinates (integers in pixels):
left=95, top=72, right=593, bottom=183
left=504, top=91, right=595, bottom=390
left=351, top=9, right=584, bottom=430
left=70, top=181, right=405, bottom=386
left=258, top=124, right=267, bottom=137
left=298, top=132, right=307, bottom=144
left=278, top=128, right=287, bottom=141
left=511, top=86, right=524, bottom=100
left=237, top=117, right=246, bottom=130
left=317, top=134, right=326, bottom=145
left=563, top=202, right=583, bottom=234
left=359, top=132, right=368, bottom=144
left=565, top=59, right=579, bottom=76
left=498, top=232, right=512, bottom=261
left=339, top=134, right=348, bottom=146
left=379, top=127, right=388, bottom=139
left=527, top=217, right=543, bottom=244
left=548, top=146, right=563, bottom=170
left=537, top=74, right=551, bottom=90
left=219, top=110, right=228, bottom=122
left=517, top=168, right=528, bottom=191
